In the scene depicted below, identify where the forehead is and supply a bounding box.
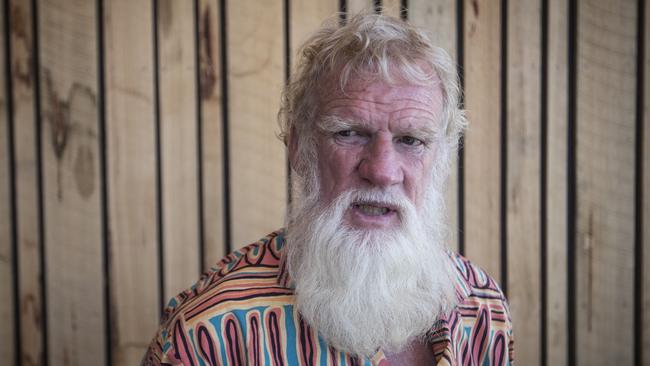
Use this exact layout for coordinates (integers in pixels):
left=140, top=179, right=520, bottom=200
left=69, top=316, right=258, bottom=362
left=318, top=77, right=444, bottom=124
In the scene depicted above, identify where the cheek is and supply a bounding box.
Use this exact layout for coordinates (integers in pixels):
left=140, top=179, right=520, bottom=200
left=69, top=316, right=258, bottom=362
left=317, top=145, right=360, bottom=194
left=404, top=153, right=437, bottom=201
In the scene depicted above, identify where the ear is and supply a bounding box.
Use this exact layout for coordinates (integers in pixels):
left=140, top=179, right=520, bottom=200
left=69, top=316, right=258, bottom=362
left=288, top=127, right=300, bottom=174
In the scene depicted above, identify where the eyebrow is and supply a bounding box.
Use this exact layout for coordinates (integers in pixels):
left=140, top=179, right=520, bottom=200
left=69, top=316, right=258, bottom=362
left=316, top=115, right=358, bottom=133
left=316, top=115, right=440, bottom=143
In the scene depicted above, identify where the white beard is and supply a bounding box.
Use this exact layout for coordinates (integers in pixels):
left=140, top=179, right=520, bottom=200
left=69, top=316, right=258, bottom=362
left=285, top=177, right=458, bottom=357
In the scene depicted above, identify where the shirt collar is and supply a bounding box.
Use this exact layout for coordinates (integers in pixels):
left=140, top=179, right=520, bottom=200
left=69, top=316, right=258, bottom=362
left=275, top=229, right=295, bottom=289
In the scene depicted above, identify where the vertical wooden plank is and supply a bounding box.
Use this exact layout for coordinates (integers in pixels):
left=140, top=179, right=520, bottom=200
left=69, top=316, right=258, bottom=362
left=576, top=0, right=636, bottom=363
left=348, top=0, right=374, bottom=15
left=546, top=0, right=568, bottom=364
left=9, top=0, right=45, bottom=364
left=462, top=0, right=502, bottom=279
left=104, top=0, right=159, bottom=364
left=198, top=0, right=225, bottom=268
left=381, top=0, right=402, bottom=17
left=290, top=0, right=338, bottom=65
left=37, top=1, right=106, bottom=365
left=0, top=0, right=15, bottom=363
left=228, top=0, right=286, bottom=248
left=157, top=0, right=200, bottom=299
left=506, top=1, right=540, bottom=365
left=409, top=0, right=459, bottom=253
left=642, top=0, right=650, bottom=362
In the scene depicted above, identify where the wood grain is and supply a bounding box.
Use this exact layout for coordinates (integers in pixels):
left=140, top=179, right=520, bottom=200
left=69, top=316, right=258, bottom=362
left=409, top=0, right=459, bottom=253
left=0, top=0, right=15, bottom=362
left=506, top=1, right=541, bottom=364
left=462, top=0, right=502, bottom=280
left=290, top=0, right=338, bottom=66
left=104, top=0, right=160, bottom=364
left=37, top=0, right=106, bottom=364
left=381, top=0, right=402, bottom=18
left=198, top=0, right=225, bottom=269
left=643, top=0, right=650, bottom=362
left=576, top=0, right=637, bottom=363
left=227, top=0, right=287, bottom=248
left=9, top=0, right=45, bottom=364
left=347, top=0, right=374, bottom=15
left=157, top=0, right=201, bottom=300
left=546, top=0, right=568, bottom=364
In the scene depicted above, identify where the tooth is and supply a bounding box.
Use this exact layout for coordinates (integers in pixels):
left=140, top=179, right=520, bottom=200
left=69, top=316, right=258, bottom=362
left=358, top=204, right=388, bottom=216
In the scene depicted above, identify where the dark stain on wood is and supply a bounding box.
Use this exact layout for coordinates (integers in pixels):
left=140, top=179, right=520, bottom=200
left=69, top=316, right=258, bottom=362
left=199, top=6, right=217, bottom=99
left=472, top=0, right=479, bottom=17
left=22, top=352, right=39, bottom=366
left=43, top=71, right=70, bottom=162
left=74, top=145, right=95, bottom=200
left=42, top=69, right=98, bottom=200
left=10, top=3, right=33, bottom=89
left=159, top=0, right=173, bottom=37
left=21, top=292, right=42, bottom=327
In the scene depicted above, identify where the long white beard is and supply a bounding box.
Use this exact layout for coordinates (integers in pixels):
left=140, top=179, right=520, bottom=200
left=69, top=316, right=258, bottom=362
left=285, top=180, right=458, bottom=357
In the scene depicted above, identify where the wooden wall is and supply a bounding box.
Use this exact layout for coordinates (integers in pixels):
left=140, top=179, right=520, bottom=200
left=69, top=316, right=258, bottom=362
left=0, top=0, right=648, bottom=365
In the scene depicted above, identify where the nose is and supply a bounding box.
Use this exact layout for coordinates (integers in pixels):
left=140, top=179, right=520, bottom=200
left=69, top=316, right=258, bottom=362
left=357, top=136, right=403, bottom=188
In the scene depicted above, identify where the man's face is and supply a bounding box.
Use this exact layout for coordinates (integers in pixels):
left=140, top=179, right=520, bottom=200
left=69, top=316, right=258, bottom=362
left=286, top=76, right=456, bottom=356
left=313, top=78, right=445, bottom=230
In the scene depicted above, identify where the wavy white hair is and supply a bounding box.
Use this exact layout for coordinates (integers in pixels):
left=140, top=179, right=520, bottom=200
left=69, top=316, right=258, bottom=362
left=281, top=12, right=463, bottom=357
left=279, top=12, right=466, bottom=178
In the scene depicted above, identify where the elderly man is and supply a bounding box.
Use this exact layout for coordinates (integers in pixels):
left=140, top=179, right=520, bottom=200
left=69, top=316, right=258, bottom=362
left=143, top=13, right=513, bottom=366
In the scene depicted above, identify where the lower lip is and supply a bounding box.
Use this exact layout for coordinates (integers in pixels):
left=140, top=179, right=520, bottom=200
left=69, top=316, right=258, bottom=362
left=346, top=205, right=399, bottom=229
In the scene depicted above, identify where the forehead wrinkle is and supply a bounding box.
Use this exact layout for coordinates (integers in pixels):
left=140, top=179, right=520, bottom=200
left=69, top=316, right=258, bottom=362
left=322, top=94, right=437, bottom=109
left=319, top=101, right=440, bottom=128
left=392, top=120, right=436, bottom=135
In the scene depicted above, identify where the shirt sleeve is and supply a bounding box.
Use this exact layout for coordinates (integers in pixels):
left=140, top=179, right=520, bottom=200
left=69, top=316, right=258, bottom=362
left=140, top=313, right=198, bottom=366
left=140, top=286, right=205, bottom=365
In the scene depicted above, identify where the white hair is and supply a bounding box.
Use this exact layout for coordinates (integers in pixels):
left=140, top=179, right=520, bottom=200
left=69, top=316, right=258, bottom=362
left=285, top=158, right=457, bottom=357
left=281, top=12, right=463, bottom=357
left=279, top=12, right=467, bottom=178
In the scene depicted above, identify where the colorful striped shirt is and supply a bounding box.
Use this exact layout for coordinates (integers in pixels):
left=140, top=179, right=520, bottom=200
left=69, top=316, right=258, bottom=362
left=142, top=230, right=514, bottom=365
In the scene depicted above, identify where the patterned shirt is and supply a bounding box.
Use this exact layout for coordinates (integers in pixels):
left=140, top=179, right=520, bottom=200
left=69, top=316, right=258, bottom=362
left=142, top=230, right=514, bottom=365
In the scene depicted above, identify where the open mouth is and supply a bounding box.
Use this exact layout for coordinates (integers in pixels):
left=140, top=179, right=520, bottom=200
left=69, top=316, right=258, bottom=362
left=352, top=202, right=396, bottom=216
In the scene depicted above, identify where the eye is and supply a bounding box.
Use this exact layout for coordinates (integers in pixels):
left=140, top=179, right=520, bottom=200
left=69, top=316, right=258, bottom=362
left=333, top=129, right=368, bottom=145
left=397, top=135, right=424, bottom=146
left=335, top=130, right=357, bottom=137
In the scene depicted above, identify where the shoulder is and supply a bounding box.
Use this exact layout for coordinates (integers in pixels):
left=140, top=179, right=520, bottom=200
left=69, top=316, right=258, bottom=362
left=160, top=229, right=288, bottom=324
left=444, top=252, right=515, bottom=364
left=447, top=251, right=507, bottom=302
left=141, top=230, right=292, bottom=365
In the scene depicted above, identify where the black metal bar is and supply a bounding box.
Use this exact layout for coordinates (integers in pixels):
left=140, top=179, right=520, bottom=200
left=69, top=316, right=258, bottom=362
left=96, top=0, right=113, bottom=364
left=284, top=0, right=292, bottom=205
left=540, top=0, right=549, bottom=364
left=5, top=0, right=20, bottom=364
left=567, top=0, right=578, bottom=364
left=152, top=0, right=166, bottom=313
left=634, top=0, right=645, bottom=364
left=500, top=0, right=509, bottom=296
left=219, top=0, right=232, bottom=254
left=193, top=0, right=206, bottom=274
left=456, top=0, right=465, bottom=257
